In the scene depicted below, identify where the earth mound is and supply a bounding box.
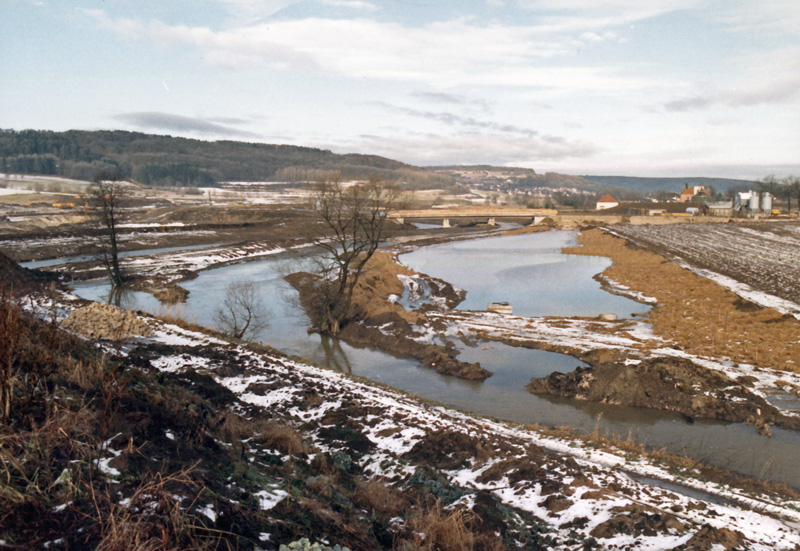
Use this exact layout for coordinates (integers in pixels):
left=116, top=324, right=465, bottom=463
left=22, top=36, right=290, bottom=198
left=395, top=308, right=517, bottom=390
left=527, top=356, right=795, bottom=429
left=0, top=250, right=56, bottom=290
left=62, top=302, right=153, bottom=340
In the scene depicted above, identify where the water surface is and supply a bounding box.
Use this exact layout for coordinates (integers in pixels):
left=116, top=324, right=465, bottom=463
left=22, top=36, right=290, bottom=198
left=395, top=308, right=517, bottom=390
left=70, top=232, right=800, bottom=486
left=401, top=231, right=650, bottom=318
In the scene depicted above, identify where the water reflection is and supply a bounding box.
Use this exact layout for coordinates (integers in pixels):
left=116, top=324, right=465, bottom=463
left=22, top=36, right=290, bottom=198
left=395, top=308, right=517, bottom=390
left=318, top=335, right=354, bottom=374
left=401, top=230, right=650, bottom=318
left=69, top=232, right=800, bottom=486
left=106, top=284, right=135, bottom=308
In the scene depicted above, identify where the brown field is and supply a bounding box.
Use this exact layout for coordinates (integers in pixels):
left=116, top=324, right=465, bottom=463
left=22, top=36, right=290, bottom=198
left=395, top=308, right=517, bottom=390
left=565, top=228, right=800, bottom=372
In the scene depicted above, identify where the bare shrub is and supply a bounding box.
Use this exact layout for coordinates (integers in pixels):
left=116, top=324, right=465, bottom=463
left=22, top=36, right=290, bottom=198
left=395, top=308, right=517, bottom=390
left=0, top=289, right=23, bottom=419
left=357, top=479, right=405, bottom=517
left=253, top=421, right=305, bottom=455
left=92, top=466, right=223, bottom=551
left=398, top=501, right=477, bottom=551
left=213, top=280, right=269, bottom=340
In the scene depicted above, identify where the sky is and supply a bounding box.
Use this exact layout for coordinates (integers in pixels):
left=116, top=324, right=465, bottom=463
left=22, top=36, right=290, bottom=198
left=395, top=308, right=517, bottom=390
left=2, top=0, right=799, bottom=179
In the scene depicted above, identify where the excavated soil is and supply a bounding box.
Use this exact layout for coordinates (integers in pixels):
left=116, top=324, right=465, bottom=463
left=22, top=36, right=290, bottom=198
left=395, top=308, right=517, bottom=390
left=527, top=356, right=799, bottom=430
left=0, top=250, right=59, bottom=291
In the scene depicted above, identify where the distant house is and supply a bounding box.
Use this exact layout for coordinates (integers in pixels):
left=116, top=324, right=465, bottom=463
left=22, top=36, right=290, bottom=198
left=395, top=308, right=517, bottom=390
left=596, top=193, right=619, bottom=210
left=679, top=185, right=709, bottom=203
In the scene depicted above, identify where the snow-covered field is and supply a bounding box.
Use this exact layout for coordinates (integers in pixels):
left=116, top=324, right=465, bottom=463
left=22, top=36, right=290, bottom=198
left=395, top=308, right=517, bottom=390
left=0, top=187, right=35, bottom=196
left=611, top=222, right=800, bottom=317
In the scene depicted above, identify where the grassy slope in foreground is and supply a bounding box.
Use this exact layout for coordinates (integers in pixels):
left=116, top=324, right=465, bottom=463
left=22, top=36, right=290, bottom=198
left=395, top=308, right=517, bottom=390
left=3, top=260, right=800, bottom=549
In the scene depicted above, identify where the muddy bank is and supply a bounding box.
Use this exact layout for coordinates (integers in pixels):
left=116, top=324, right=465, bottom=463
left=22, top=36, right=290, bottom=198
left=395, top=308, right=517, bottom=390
left=564, top=227, right=800, bottom=373
left=285, top=253, right=492, bottom=381
left=339, top=313, right=491, bottom=380
left=527, top=355, right=800, bottom=432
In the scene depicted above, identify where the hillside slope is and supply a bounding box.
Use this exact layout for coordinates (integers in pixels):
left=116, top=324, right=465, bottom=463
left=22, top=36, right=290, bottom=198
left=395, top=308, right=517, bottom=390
left=581, top=175, right=757, bottom=194
left=0, top=129, right=452, bottom=188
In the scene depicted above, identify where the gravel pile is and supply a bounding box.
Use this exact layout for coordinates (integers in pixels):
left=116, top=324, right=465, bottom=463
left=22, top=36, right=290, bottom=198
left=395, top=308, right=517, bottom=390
left=61, top=302, right=153, bottom=340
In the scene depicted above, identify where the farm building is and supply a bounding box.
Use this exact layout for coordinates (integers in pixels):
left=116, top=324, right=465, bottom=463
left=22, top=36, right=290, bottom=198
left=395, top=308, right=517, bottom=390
left=679, top=185, right=710, bottom=203
left=708, top=201, right=734, bottom=217
left=596, top=193, right=619, bottom=210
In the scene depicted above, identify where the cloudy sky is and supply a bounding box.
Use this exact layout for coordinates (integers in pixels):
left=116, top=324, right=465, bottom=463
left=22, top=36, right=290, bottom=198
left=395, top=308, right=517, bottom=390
left=2, top=0, right=799, bottom=178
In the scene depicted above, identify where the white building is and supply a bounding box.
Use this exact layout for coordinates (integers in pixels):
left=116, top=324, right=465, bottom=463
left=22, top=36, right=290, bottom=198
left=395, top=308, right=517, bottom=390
left=596, top=193, right=619, bottom=210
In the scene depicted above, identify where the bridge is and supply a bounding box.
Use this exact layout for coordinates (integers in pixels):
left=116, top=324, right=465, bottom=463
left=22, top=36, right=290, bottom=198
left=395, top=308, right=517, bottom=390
left=388, top=207, right=558, bottom=227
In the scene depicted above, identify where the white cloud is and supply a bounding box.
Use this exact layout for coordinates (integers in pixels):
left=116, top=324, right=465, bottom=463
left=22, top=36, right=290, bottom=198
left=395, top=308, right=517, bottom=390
left=347, top=131, right=599, bottom=165
left=715, top=0, right=800, bottom=35
left=514, top=0, right=705, bottom=32
left=665, top=45, right=800, bottom=111
left=344, top=134, right=600, bottom=166
left=80, top=9, right=145, bottom=38
left=84, top=11, right=668, bottom=93
left=410, top=91, right=491, bottom=112
left=578, top=31, right=617, bottom=43
left=217, top=0, right=300, bottom=23
left=319, top=0, right=378, bottom=10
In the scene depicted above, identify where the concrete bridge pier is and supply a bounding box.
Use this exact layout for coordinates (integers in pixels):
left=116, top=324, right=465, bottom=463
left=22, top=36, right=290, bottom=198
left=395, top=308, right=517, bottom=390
left=442, top=218, right=451, bottom=228
left=395, top=217, right=404, bottom=225
left=487, top=217, right=496, bottom=226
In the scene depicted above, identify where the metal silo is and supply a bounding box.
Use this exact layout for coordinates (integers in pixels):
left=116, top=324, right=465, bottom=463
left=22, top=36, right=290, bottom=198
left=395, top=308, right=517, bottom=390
left=762, top=192, right=773, bottom=214
left=749, top=192, right=760, bottom=212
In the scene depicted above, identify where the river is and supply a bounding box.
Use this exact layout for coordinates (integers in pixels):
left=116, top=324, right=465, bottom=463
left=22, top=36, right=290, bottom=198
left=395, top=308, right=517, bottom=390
left=70, top=230, right=800, bottom=487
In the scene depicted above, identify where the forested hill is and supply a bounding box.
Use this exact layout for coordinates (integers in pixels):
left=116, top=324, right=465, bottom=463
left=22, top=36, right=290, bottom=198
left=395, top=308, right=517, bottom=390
left=0, top=129, right=452, bottom=188
left=581, top=175, right=758, bottom=194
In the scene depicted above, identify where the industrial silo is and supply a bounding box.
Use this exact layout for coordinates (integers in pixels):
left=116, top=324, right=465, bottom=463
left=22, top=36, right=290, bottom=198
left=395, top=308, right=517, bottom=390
left=762, top=192, right=773, bottom=215
left=749, top=192, right=760, bottom=213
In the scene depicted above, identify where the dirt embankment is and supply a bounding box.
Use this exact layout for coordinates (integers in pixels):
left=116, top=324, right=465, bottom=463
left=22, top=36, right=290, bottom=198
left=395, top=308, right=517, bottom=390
left=287, top=252, right=492, bottom=381
left=564, top=228, right=800, bottom=373
left=528, top=356, right=798, bottom=431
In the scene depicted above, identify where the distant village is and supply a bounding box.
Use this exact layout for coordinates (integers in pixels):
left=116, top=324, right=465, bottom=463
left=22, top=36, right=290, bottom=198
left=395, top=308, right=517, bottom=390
left=437, top=167, right=795, bottom=218
left=595, top=185, right=782, bottom=218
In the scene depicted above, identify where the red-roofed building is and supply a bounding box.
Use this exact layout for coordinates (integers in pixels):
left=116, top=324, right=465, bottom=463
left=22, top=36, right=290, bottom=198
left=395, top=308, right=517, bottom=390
left=680, top=187, right=695, bottom=203
left=679, top=185, right=709, bottom=203
left=596, top=193, right=619, bottom=210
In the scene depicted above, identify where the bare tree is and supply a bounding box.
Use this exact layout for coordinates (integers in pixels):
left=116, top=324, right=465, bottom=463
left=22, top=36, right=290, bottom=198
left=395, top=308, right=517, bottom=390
left=89, top=171, right=128, bottom=287
left=782, top=175, right=800, bottom=213
left=213, top=280, right=269, bottom=340
left=300, top=177, right=399, bottom=336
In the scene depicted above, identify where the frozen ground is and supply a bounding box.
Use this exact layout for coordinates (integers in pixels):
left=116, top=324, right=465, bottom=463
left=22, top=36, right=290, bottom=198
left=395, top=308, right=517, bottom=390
left=610, top=222, right=800, bottom=317
left=87, top=311, right=800, bottom=550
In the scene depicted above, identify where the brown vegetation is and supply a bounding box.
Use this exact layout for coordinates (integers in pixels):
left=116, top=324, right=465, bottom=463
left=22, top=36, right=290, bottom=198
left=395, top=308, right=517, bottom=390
left=565, top=228, right=800, bottom=372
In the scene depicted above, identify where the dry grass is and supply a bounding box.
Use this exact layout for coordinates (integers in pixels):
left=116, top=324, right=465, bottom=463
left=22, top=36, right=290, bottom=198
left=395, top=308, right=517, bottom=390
left=214, top=410, right=307, bottom=455
left=151, top=285, right=189, bottom=304
left=252, top=420, right=306, bottom=455
left=0, top=287, right=23, bottom=419
left=351, top=252, right=424, bottom=323
left=566, top=228, right=800, bottom=372
left=357, top=479, right=406, bottom=517
left=91, top=466, right=228, bottom=551
left=395, top=500, right=507, bottom=551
